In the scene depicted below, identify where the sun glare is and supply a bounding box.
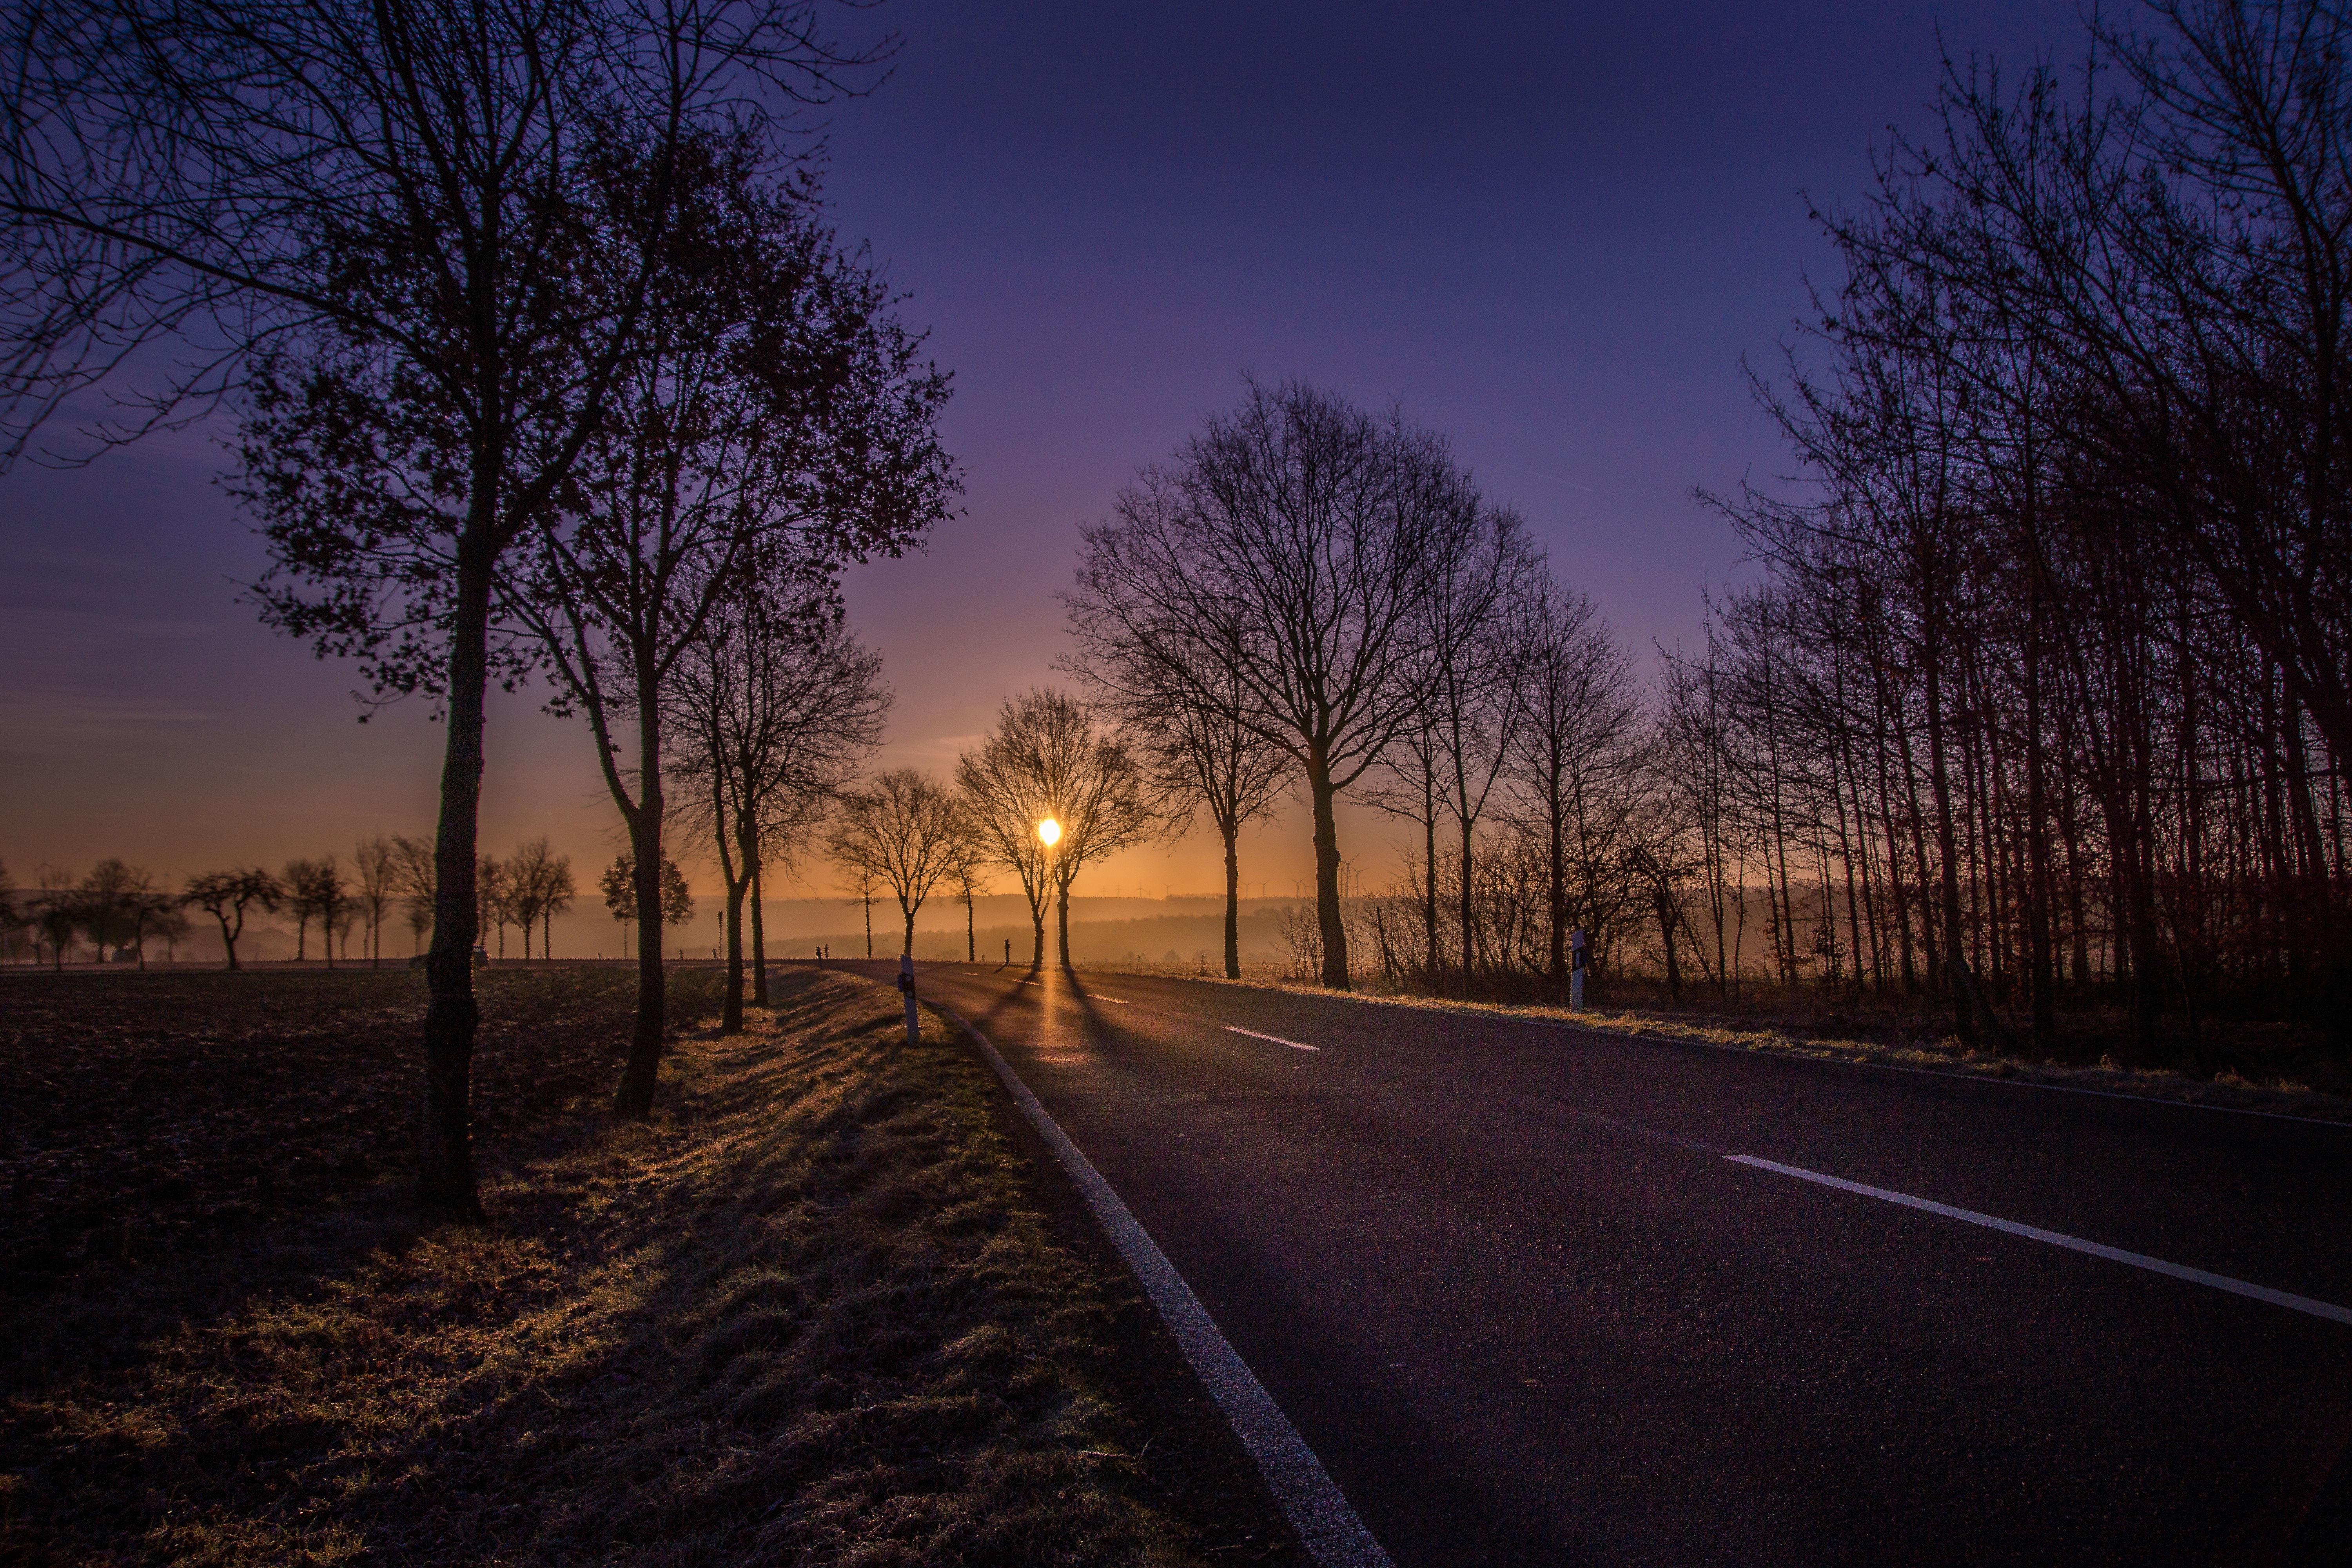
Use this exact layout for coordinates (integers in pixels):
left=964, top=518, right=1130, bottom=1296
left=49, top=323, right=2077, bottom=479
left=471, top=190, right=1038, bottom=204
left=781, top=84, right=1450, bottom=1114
left=1036, top=817, right=1062, bottom=846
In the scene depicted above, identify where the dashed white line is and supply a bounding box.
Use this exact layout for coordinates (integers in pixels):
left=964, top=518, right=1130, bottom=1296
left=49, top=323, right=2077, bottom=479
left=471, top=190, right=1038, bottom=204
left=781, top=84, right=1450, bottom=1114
left=1085, top=991, right=1131, bottom=1004
left=1226, top=1025, right=1318, bottom=1052
left=1727, top=1154, right=2352, bottom=1326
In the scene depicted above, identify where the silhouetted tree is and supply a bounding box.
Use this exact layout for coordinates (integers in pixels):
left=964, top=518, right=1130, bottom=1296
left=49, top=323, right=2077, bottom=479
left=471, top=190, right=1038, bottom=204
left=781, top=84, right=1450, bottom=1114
left=603, top=850, right=693, bottom=934
left=183, top=867, right=282, bottom=971
left=503, top=127, right=952, bottom=1112
left=669, top=586, right=889, bottom=1023
left=827, top=769, right=962, bottom=961
left=1066, top=379, right=1483, bottom=987
left=957, top=690, right=1153, bottom=967
left=505, top=839, right=575, bottom=960
left=354, top=836, right=398, bottom=967
left=30, top=867, right=82, bottom=969
left=1062, top=604, right=1290, bottom=979
left=387, top=836, right=437, bottom=956
left=1508, top=581, right=1646, bottom=991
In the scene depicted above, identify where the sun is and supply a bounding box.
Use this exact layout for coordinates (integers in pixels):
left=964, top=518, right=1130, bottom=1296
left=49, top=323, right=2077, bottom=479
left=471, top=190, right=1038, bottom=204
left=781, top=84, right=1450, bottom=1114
left=1036, top=817, right=1062, bottom=846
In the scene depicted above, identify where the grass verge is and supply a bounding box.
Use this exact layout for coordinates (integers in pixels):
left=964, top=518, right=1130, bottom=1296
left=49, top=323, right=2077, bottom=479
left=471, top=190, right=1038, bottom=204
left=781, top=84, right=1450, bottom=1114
left=2, top=967, right=1300, bottom=1565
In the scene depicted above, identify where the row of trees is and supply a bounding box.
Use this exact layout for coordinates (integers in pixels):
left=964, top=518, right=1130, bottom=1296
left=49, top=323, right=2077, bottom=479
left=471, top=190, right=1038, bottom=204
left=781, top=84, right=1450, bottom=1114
left=1, top=839, right=578, bottom=969
left=813, top=688, right=1156, bottom=988
left=1062, top=377, right=1648, bottom=995
left=1675, top=0, right=2352, bottom=1064
left=4, top=0, right=956, bottom=1214
left=1, top=858, right=189, bottom=968
left=1029, top=4, right=2352, bottom=1072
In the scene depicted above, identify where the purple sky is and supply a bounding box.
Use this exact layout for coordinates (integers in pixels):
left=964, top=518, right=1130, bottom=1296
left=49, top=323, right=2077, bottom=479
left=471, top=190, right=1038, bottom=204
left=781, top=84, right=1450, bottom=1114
left=0, top=0, right=2077, bottom=907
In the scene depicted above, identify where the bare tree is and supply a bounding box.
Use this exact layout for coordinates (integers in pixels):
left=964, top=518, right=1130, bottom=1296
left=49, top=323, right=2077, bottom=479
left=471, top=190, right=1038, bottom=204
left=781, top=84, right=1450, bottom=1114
left=354, top=837, right=398, bottom=967
left=477, top=856, right=513, bottom=961
left=503, top=133, right=953, bottom=1110
left=1509, top=582, right=1646, bottom=990
left=537, top=852, right=578, bottom=959
left=184, top=867, right=282, bottom=972
left=1065, top=379, right=1481, bottom=987
left=827, top=769, right=962, bottom=959
left=81, top=859, right=172, bottom=969
left=387, top=835, right=438, bottom=958
left=505, top=838, right=572, bottom=961
left=958, top=701, right=1059, bottom=967
left=1063, top=608, right=1290, bottom=979
left=281, top=857, right=344, bottom=962
left=30, top=866, right=80, bottom=969
left=956, top=690, right=1152, bottom=967
left=1415, top=510, right=1542, bottom=995
left=4, top=0, right=902, bottom=1218
left=668, top=585, right=888, bottom=1027
left=941, top=806, right=993, bottom=963
left=603, top=850, right=693, bottom=935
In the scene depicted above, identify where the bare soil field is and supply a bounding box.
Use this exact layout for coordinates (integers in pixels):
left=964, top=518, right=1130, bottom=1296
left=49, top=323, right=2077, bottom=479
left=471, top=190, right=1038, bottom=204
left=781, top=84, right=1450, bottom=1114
left=0, top=967, right=1299, bottom=1565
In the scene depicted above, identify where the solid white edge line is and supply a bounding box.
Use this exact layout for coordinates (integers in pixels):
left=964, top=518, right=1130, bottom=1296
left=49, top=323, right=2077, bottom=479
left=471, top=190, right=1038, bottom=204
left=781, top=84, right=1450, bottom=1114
left=943, top=1006, right=1391, bottom=1568
left=1726, top=1154, right=2352, bottom=1326
left=1225, top=1025, right=1319, bottom=1052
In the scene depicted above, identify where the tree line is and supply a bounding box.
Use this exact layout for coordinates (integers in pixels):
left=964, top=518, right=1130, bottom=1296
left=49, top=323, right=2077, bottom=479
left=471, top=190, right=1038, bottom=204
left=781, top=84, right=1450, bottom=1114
left=1685, top=0, right=2352, bottom=1067
left=0, top=839, right=579, bottom=970
left=1063, top=376, right=1649, bottom=1000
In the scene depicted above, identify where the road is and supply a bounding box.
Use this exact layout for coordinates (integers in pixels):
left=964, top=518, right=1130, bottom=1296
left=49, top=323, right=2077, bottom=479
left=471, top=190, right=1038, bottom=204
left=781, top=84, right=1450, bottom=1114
left=835, top=958, right=2352, bottom=1565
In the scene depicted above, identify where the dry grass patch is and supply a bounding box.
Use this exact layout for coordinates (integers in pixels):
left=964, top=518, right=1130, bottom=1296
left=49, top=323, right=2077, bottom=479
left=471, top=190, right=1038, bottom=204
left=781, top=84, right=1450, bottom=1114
left=2, top=969, right=1241, bottom=1565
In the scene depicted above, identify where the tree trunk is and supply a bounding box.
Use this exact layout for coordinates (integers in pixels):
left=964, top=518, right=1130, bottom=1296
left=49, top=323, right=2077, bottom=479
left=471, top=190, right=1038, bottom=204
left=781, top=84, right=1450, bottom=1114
left=1308, top=750, right=1350, bottom=989
left=1222, top=820, right=1242, bottom=979
left=1457, top=811, right=1475, bottom=1000
left=1924, top=623, right=1971, bottom=1047
left=419, top=541, right=491, bottom=1223
left=1547, top=774, right=1567, bottom=985
left=2024, top=573, right=2056, bottom=1051
left=716, top=791, right=747, bottom=1034
left=611, top=649, right=669, bottom=1119
left=751, top=853, right=769, bottom=1005
left=902, top=905, right=916, bottom=960
left=1422, top=774, right=1439, bottom=987
left=1654, top=878, right=1682, bottom=1001
left=722, top=872, right=747, bottom=1034
left=1056, top=876, right=1072, bottom=967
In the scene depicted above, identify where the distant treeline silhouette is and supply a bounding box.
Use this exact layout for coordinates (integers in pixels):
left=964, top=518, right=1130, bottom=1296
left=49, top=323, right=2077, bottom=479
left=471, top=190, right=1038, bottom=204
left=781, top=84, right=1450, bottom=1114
left=0, top=839, right=574, bottom=971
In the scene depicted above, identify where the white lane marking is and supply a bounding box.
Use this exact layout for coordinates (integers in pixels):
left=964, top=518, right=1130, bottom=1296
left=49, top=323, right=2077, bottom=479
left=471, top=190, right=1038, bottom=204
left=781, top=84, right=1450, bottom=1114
left=1085, top=991, right=1131, bottom=1005
left=1727, top=1154, right=2352, bottom=1326
left=1226, top=1025, right=1318, bottom=1053
left=944, top=1007, right=1392, bottom=1568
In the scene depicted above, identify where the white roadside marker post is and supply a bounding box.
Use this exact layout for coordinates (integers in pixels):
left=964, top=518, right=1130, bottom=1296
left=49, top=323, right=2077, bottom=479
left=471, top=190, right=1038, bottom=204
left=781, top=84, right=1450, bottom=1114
left=898, top=953, right=918, bottom=1045
left=1569, top=927, right=1586, bottom=1013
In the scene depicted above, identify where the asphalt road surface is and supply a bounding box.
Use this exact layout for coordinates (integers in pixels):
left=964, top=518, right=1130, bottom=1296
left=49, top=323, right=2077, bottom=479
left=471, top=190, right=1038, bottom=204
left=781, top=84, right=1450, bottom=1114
left=832, top=958, right=2352, bottom=1566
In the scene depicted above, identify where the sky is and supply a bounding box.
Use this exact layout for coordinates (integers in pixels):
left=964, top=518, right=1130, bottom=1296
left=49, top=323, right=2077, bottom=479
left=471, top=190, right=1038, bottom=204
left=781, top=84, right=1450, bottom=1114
left=0, top=0, right=2083, bottom=925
